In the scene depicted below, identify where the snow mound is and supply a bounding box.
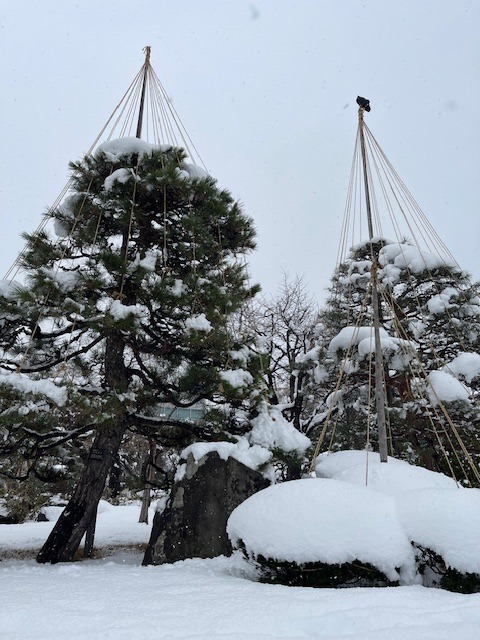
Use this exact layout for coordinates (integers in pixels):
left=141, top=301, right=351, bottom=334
left=315, top=450, right=458, bottom=497
left=227, top=478, right=416, bottom=583
left=397, top=488, right=480, bottom=574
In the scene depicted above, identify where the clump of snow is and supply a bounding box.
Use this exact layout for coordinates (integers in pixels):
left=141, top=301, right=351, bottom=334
left=427, top=370, right=470, bottom=405
left=315, top=450, right=458, bottom=497
left=170, top=279, right=185, bottom=297
left=229, top=346, right=250, bottom=366
left=329, top=326, right=380, bottom=357
left=427, top=288, right=459, bottom=315
left=444, top=352, right=480, bottom=383
left=328, top=326, right=416, bottom=369
left=397, top=488, right=480, bottom=574
left=227, top=478, right=416, bottom=583
left=137, top=249, right=158, bottom=271
left=249, top=407, right=311, bottom=454
left=378, top=242, right=455, bottom=276
left=183, top=163, right=209, bottom=180
left=0, top=370, right=67, bottom=406
left=219, top=369, right=253, bottom=388
left=40, top=267, right=79, bottom=292
left=185, top=313, right=212, bottom=333
left=104, top=168, right=133, bottom=191
left=53, top=195, right=77, bottom=237
left=0, top=280, right=19, bottom=300
left=106, top=299, right=141, bottom=321
left=178, top=438, right=272, bottom=478
left=96, top=137, right=169, bottom=162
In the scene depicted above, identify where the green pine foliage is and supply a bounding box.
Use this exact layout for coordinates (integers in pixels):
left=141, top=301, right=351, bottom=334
left=0, top=139, right=261, bottom=511
left=314, top=238, right=480, bottom=476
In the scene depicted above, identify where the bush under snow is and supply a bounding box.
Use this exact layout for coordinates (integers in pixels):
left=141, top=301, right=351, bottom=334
left=229, top=450, right=480, bottom=590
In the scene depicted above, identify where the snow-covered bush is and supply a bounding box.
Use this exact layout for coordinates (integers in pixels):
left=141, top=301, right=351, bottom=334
left=227, top=477, right=417, bottom=587
left=228, top=451, right=480, bottom=592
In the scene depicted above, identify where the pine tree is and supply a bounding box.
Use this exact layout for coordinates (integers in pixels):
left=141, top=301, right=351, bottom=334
left=0, top=138, right=260, bottom=561
left=315, top=238, right=480, bottom=475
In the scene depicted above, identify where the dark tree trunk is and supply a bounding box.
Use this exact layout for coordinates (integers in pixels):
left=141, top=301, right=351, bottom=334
left=37, top=331, right=129, bottom=564
left=36, top=418, right=128, bottom=563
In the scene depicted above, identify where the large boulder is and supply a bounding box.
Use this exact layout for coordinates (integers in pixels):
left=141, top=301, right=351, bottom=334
left=143, top=451, right=270, bottom=565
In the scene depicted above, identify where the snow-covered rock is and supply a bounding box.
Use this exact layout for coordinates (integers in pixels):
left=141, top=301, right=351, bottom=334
left=176, top=439, right=272, bottom=482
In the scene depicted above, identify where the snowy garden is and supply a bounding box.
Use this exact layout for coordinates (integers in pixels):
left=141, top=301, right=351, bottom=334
left=2, top=49, right=480, bottom=640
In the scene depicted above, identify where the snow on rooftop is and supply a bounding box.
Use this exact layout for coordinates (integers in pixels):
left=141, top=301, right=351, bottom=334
left=227, top=478, right=417, bottom=583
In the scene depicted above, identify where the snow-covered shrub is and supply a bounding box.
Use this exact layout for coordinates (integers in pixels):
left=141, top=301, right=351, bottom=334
left=227, top=477, right=417, bottom=588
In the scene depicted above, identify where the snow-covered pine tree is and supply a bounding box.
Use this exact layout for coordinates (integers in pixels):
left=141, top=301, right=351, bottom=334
left=315, top=238, right=480, bottom=475
left=0, top=138, right=261, bottom=561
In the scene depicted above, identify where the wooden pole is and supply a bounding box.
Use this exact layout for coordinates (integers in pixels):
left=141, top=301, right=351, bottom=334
left=358, top=107, right=389, bottom=463
left=136, top=46, right=151, bottom=140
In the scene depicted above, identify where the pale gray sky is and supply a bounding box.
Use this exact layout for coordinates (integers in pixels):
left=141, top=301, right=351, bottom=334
left=1, top=1, right=479, bottom=300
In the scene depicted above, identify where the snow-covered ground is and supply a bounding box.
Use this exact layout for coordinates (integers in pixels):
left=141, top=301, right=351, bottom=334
left=2, top=501, right=480, bottom=639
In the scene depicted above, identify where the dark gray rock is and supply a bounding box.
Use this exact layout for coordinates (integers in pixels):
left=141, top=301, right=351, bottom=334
left=143, top=451, right=270, bottom=565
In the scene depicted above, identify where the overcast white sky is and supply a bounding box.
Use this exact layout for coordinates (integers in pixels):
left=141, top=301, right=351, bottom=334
left=1, top=1, right=479, bottom=301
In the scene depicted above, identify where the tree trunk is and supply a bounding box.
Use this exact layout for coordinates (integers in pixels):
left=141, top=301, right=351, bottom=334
left=139, top=440, right=155, bottom=524
left=37, top=331, right=129, bottom=564
left=36, top=419, right=128, bottom=563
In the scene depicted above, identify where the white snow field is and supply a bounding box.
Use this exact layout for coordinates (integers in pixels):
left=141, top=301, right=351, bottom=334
left=1, top=485, right=480, bottom=638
